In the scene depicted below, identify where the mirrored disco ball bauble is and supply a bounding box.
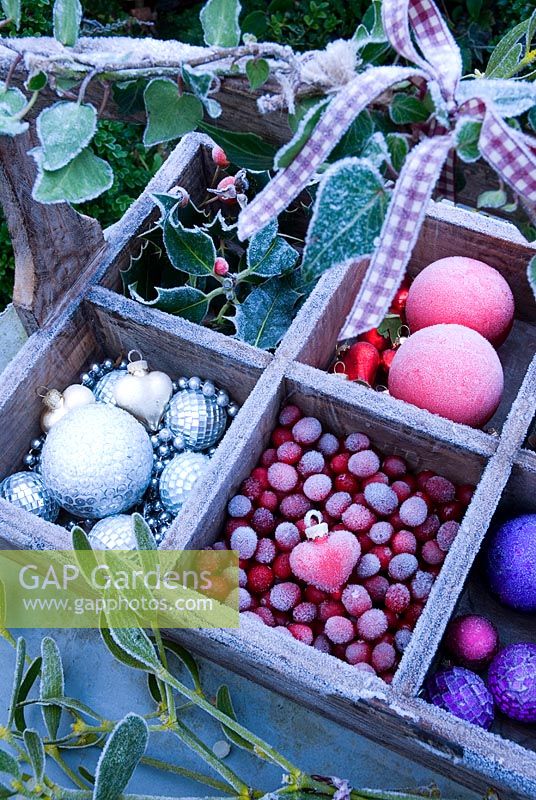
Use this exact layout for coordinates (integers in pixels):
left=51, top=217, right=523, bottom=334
left=165, top=389, right=227, bottom=451
left=89, top=515, right=137, bottom=550
left=41, top=405, right=153, bottom=519
left=93, top=368, right=127, bottom=405
left=159, top=452, right=210, bottom=514
left=488, top=643, right=536, bottom=722
left=0, top=471, right=59, bottom=522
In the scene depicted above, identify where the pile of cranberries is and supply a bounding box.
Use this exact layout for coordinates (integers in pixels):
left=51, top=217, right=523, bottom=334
left=212, top=404, right=474, bottom=682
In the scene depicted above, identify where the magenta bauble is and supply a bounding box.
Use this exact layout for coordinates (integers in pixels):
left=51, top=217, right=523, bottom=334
left=406, top=257, right=514, bottom=347
left=388, top=324, right=504, bottom=427
left=444, top=614, right=499, bottom=669
left=488, top=643, right=536, bottom=722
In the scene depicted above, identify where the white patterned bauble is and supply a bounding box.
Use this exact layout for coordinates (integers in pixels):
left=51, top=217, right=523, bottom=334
left=41, top=405, right=153, bottom=519
left=0, top=471, right=59, bottom=522
left=159, top=452, right=210, bottom=514
left=93, top=369, right=127, bottom=405
left=89, top=515, right=137, bottom=550
left=164, top=388, right=227, bottom=451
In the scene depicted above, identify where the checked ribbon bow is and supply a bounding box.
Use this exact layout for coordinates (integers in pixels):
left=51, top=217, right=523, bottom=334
left=237, top=0, right=536, bottom=340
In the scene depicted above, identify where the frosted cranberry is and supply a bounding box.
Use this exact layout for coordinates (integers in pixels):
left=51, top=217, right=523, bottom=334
left=239, top=558, right=250, bottom=570
left=319, top=600, right=345, bottom=620
left=368, top=521, right=393, bottom=545
left=280, top=493, right=311, bottom=520
left=325, top=615, right=354, bottom=644
left=272, top=611, right=290, bottom=626
left=402, top=602, right=424, bottom=629
left=342, top=503, right=376, bottom=532
left=346, top=641, right=371, bottom=665
left=279, top=404, right=302, bottom=427
left=364, top=483, right=398, bottom=515
left=410, top=570, right=434, bottom=601
left=330, top=453, right=350, bottom=474
left=363, top=575, right=389, bottom=602
left=355, top=662, right=376, bottom=675
left=293, top=601, right=317, bottom=623
left=384, top=609, right=398, bottom=630
left=238, top=568, right=247, bottom=587
left=382, top=455, right=407, bottom=478
left=297, top=450, right=325, bottom=477
left=357, top=609, right=388, bottom=641
left=399, top=496, right=428, bottom=527
left=272, top=427, right=293, bottom=447
left=416, top=470, right=435, bottom=490
left=248, top=565, right=274, bottom=593
left=333, top=474, right=356, bottom=494
left=370, top=545, right=392, bottom=570
left=356, top=553, right=381, bottom=579
left=251, top=508, right=276, bottom=535
left=251, top=467, right=269, bottom=488
left=425, top=476, right=456, bottom=503
left=389, top=510, right=405, bottom=530
left=388, top=553, right=418, bottom=581
left=348, top=450, right=381, bottom=478
left=255, top=538, right=276, bottom=564
left=227, top=494, right=252, bottom=518
left=273, top=553, right=292, bottom=580
left=241, top=477, right=263, bottom=502
left=254, top=607, right=275, bottom=626
left=277, top=441, right=303, bottom=465
left=385, top=583, right=411, bottom=613
left=330, top=588, right=343, bottom=601
left=318, top=433, right=339, bottom=456
left=270, top=582, right=301, bottom=611
left=230, top=526, right=258, bottom=559
left=356, top=532, right=373, bottom=555
left=344, top=433, right=370, bottom=453
left=438, top=501, right=463, bottom=522
left=391, top=481, right=412, bottom=502
left=268, top=462, right=298, bottom=492
left=436, top=521, right=459, bottom=552
left=414, top=514, right=440, bottom=542
left=342, top=584, right=372, bottom=616
left=213, top=541, right=228, bottom=551
left=391, top=530, right=417, bottom=555
left=364, top=472, right=391, bottom=489
left=303, top=474, right=332, bottom=501
left=311, top=635, right=330, bottom=654
left=258, top=491, right=278, bottom=512
left=305, top=586, right=327, bottom=604
left=238, top=588, right=253, bottom=611
left=287, top=623, right=313, bottom=645
left=225, top=518, right=249, bottom=538
left=292, top=417, right=322, bottom=445
left=456, top=484, right=474, bottom=505
left=352, top=491, right=366, bottom=505
left=274, top=522, right=300, bottom=552
left=371, top=642, right=396, bottom=673
left=261, top=449, right=278, bottom=468
left=421, top=539, right=445, bottom=565
left=394, top=628, right=412, bottom=653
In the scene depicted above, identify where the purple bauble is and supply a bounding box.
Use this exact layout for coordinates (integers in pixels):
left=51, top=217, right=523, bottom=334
left=425, top=667, right=494, bottom=729
left=488, top=643, right=536, bottom=722
left=486, top=514, right=536, bottom=612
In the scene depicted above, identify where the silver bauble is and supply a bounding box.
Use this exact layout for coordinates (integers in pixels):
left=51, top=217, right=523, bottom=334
left=164, top=388, right=227, bottom=451
left=41, top=405, right=153, bottom=519
left=0, top=471, right=59, bottom=522
left=159, top=452, right=210, bottom=514
left=89, top=515, right=137, bottom=550
left=93, top=369, right=127, bottom=405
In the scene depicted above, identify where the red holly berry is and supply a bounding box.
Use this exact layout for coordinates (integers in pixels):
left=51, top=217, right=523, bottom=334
left=330, top=453, right=350, bottom=474
left=251, top=467, right=269, bottom=488
left=279, top=405, right=302, bottom=427
left=212, top=145, right=230, bottom=168
left=260, top=449, right=277, bottom=468
left=216, top=175, right=237, bottom=205
left=214, top=257, right=230, bottom=277
left=390, top=285, right=410, bottom=315
left=334, top=473, right=359, bottom=493
left=259, top=490, right=278, bottom=512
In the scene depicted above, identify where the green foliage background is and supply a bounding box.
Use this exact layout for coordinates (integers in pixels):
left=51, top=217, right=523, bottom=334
left=0, top=0, right=532, bottom=308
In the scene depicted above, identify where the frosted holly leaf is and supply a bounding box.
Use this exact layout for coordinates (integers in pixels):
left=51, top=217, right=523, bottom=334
left=163, top=217, right=216, bottom=277
left=200, top=0, right=241, bottom=48
left=247, top=220, right=299, bottom=278
left=234, top=277, right=300, bottom=350
left=301, top=157, right=389, bottom=286
left=457, top=79, right=536, bottom=118
left=37, top=102, right=97, bottom=171
left=94, top=713, right=148, bottom=800
left=128, top=283, right=209, bottom=324
left=182, top=64, right=222, bottom=119
left=31, top=146, right=113, bottom=204
left=143, top=79, right=203, bottom=147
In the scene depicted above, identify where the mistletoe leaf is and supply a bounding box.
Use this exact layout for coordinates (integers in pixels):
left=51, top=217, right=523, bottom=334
left=107, top=626, right=161, bottom=672
left=37, top=102, right=97, bottom=171
left=389, top=94, right=431, bottom=125
left=528, top=255, right=536, bottom=302
left=163, top=218, right=216, bottom=277
left=455, top=119, right=481, bottom=163
left=7, top=637, right=25, bottom=728
left=132, top=513, right=157, bottom=551
left=100, top=623, right=152, bottom=672
left=216, top=685, right=255, bottom=751
left=246, top=58, right=269, bottom=90
left=234, top=277, right=299, bottom=350
left=301, top=157, right=389, bottom=285
left=31, top=147, right=113, bottom=205
left=23, top=730, right=45, bottom=783
left=129, top=283, right=210, bottom=324
left=40, top=637, right=64, bottom=740
left=14, top=657, right=42, bottom=732
left=0, top=749, right=19, bottom=778
left=200, top=0, right=241, bottom=47
left=1, top=0, right=20, bottom=29
left=247, top=220, right=298, bottom=277
left=143, top=80, right=203, bottom=147
left=200, top=122, right=276, bottom=170
left=182, top=65, right=221, bottom=119
left=93, top=714, right=148, bottom=800
left=485, top=16, right=533, bottom=78
left=53, top=0, right=82, bottom=46
left=275, top=98, right=329, bottom=169
left=161, top=639, right=201, bottom=693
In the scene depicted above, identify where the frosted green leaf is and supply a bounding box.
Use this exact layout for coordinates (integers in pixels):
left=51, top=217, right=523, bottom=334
left=234, top=277, right=299, bottom=350
left=37, top=102, right=97, bottom=171
left=108, top=626, right=161, bottom=672
left=0, top=112, right=28, bottom=136
left=26, top=71, right=47, bottom=91
left=143, top=79, right=203, bottom=147
left=361, top=132, right=389, bottom=169
left=1, top=0, right=20, bottom=29
left=14, top=657, right=42, bottom=732
left=455, top=119, right=481, bottom=163
left=485, top=14, right=534, bottom=78
left=23, top=730, right=45, bottom=783
left=53, top=0, right=82, bottom=46
left=129, top=284, right=209, bottom=324
left=0, top=82, right=25, bottom=115
left=246, top=58, right=269, bottom=90
left=161, top=638, right=201, bottom=693
left=247, top=220, right=298, bottom=277
left=457, top=80, right=536, bottom=118
left=301, top=157, right=389, bottom=285
left=477, top=188, right=508, bottom=209
left=275, top=98, right=329, bottom=169
left=200, top=122, right=275, bottom=170
left=330, top=110, right=374, bottom=160
left=216, top=685, right=254, bottom=751
left=182, top=65, right=221, bottom=119
left=132, top=513, right=157, bottom=551
left=93, top=714, right=148, bottom=800
left=31, top=147, right=113, bottom=205
left=386, top=133, right=409, bottom=173
left=100, top=623, right=151, bottom=672
left=528, top=255, right=536, bottom=302
left=200, top=0, right=241, bottom=47
left=389, top=94, right=430, bottom=124
left=163, top=218, right=216, bottom=277
left=354, top=0, right=385, bottom=46
left=0, top=749, right=19, bottom=778
left=41, top=637, right=64, bottom=740
left=7, top=637, right=25, bottom=727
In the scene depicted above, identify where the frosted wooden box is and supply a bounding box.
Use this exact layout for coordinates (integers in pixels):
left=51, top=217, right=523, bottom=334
left=1, top=132, right=536, bottom=800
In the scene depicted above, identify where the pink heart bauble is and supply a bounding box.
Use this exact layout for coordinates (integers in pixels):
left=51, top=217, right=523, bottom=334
left=289, top=530, right=361, bottom=592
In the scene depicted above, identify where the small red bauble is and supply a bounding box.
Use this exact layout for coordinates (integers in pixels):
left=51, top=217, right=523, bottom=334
left=359, top=328, right=389, bottom=352
left=340, top=341, right=380, bottom=385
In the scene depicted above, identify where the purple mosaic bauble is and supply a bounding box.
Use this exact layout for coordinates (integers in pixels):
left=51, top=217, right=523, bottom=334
left=488, top=643, right=536, bottom=723
left=425, top=667, right=494, bottom=729
left=486, top=514, right=536, bottom=612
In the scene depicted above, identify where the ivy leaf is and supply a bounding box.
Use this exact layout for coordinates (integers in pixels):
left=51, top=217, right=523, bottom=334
left=275, top=98, right=329, bottom=169
left=23, top=730, right=45, bottom=783
left=112, top=80, right=146, bottom=116
left=200, top=0, right=241, bottom=47
left=181, top=65, right=221, bottom=120
left=301, top=157, right=389, bottom=285
left=129, top=284, right=209, bottom=324
left=455, top=119, right=481, bottom=163
left=477, top=188, right=508, bottom=209
left=386, top=133, right=409, bottom=174
left=246, top=58, right=269, bottom=90
left=93, top=714, right=148, bottom=800
left=26, top=71, right=47, bottom=92
left=0, top=112, right=28, bottom=137
left=242, top=10, right=267, bottom=38
left=234, top=277, right=299, bottom=350
left=377, top=314, right=403, bottom=345
left=361, top=132, right=389, bottom=169
left=143, top=80, right=203, bottom=147
left=389, top=94, right=431, bottom=125
left=354, top=0, right=386, bottom=46
left=7, top=637, right=25, bottom=727
left=200, top=122, right=276, bottom=170
left=53, top=0, right=82, bottom=46
left=0, top=750, right=19, bottom=778
left=37, top=102, right=97, bottom=171
left=1, top=0, right=20, bottom=29
left=40, top=637, right=64, bottom=740
left=528, top=255, right=536, bottom=302
left=330, top=110, right=374, bottom=160
left=216, top=685, right=254, bottom=751
left=31, top=147, right=113, bottom=205
left=0, top=82, right=27, bottom=134
left=247, top=220, right=298, bottom=277
left=163, top=218, right=216, bottom=277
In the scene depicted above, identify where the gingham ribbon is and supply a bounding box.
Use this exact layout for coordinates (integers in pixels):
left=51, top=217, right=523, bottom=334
left=237, top=0, right=536, bottom=338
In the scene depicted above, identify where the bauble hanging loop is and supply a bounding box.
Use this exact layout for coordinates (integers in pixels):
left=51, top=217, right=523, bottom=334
left=113, top=350, right=173, bottom=432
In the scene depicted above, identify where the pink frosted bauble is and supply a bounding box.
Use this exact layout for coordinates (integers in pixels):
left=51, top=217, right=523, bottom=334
left=406, top=257, right=514, bottom=347
left=444, top=614, right=499, bottom=670
left=388, top=324, right=504, bottom=427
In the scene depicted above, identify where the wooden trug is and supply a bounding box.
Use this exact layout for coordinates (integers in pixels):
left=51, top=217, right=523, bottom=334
left=1, top=133, right=536, bottom=799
